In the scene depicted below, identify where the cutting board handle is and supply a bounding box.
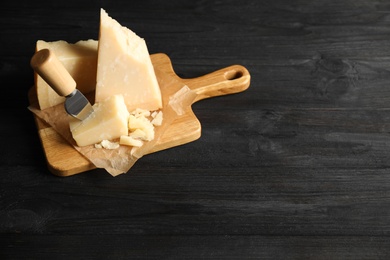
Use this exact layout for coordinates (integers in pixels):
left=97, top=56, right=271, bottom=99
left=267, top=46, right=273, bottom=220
left=150, top=54, right=251, bottom=104
left=30, top=48, right=76, bottom=97
left=182, top=65, right=251, bottom=102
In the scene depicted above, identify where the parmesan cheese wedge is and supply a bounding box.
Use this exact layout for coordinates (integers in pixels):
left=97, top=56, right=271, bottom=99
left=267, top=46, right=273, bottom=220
left=69, top=94, right=129, bottom=147
left=35, top=39, right=98, bottom=109
left=95, top=8, right=162, bottom=111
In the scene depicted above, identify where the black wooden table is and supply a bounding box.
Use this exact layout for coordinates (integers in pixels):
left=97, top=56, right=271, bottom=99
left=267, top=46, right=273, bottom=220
left=2, top=0, right=390, bottom=258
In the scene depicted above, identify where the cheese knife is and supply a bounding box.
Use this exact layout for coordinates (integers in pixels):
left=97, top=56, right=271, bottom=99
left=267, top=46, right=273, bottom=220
left=30, top=48, right=94, bottom=120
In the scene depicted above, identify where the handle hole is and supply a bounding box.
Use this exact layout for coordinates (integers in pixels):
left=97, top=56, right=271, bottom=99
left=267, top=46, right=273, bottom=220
left=225, top=70, right=243, bottom=80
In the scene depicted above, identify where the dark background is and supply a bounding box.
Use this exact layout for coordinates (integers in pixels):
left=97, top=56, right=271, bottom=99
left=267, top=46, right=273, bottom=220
left=2, top=0, right=390, bottom=259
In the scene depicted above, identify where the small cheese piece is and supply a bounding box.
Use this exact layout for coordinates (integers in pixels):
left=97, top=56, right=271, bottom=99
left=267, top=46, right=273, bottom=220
left=129, top=129, right=148, bottom=140
left=69, top=95, right=129, bottom=147
left=128, top=114, right=154, bottom=141
left=120, top=135, right=143, bottom=147
left=96, top=9, right=162, bottom=111
left=95, top=140, right=120, bottom=149
left=35, top=39, right=98, bottom=109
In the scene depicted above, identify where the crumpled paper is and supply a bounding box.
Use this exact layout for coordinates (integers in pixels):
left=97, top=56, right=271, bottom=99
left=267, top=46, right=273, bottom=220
left=28, top=68, right=197, bottom=176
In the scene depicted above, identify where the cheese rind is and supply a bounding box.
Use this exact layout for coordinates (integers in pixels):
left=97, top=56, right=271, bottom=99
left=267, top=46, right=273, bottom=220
left=96, top=9, right=162, bottom=111
left=69, top=94, right=129, bottom=147
left=35, top=39, right=98, bottom=109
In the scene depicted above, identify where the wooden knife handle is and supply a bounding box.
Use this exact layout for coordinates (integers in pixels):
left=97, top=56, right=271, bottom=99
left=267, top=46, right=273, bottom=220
left=30, top=48, right=76, bottom=97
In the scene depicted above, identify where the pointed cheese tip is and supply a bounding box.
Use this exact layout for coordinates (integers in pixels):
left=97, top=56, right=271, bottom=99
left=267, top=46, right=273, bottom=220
left=99, top=7, right=142, bottom=40
left=100, top=8, right=108, bottom=20
left=100, top=8, right=112, bottom=28
left=98, top=7, right=149, bottom=64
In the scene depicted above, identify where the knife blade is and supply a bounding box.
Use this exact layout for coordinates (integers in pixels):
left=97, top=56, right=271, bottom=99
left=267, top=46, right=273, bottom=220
left=30, top=48, right=94, bottom=120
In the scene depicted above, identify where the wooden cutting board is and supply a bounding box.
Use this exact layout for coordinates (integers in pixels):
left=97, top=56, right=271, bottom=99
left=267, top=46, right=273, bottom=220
left=29, top=53, right=250, bottom=176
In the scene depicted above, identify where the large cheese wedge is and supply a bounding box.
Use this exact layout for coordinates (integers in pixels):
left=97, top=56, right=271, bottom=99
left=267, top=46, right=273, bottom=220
left=35, top=39, right=98, bottom=109
left=95, top=9, right=162, bottom=111
left=69, top=94, right=129, bottom=147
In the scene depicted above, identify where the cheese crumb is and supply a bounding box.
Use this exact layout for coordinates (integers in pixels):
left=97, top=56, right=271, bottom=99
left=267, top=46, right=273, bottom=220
left=95, top=140, right=120, bottom=149
left=131, top=108, right=151, bottom=118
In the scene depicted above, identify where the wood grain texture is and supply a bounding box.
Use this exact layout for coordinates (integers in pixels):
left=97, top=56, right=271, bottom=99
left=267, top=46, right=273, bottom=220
left=2, top=0, right=390, bottom=258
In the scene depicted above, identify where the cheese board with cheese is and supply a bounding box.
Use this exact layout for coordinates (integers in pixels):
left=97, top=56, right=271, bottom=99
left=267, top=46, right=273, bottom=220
left=29, top=53, right=250, bottom=176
